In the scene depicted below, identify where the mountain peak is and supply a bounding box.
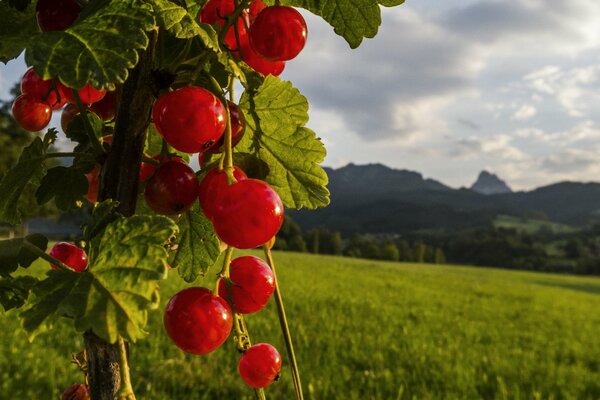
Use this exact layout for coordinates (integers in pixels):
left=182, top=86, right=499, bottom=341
left=470, top=170, right=512, bottom=195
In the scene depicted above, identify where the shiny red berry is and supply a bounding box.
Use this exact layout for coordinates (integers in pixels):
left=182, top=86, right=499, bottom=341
left=211, top=179, right=284, bottom=249
left=218, top=256, right=274, bottom=314
left=63, top=83, right=106, bottom=105
left=207, top=101, right=246, bottom=153
left=12, top=94, right=52, bottom=132
left=61, top=103, right=81, bottom=132
left=163, top=287, right=233, bottom=355
left=89, top=91, right=116, bottom=120
left=36, top=0, right=81, bottom=32
left=199, top=0, right=235, bottom=26
left=249, top=6, right=307, bottom=62
left=49, top=242, right=88, bottom=272
left=139, top=155, right=184, bottom=182
left=153, top=87, right=226, bottom=154
left=238, top=343, right=282, bottom=388
left=85, top=166, right=100, bottom=203
left=249, top=0, right=267, bottom=22
left=61, top=383, right=90, bottom=400
left=21, top=68, right=66, bottom=110
left=144, top=161, right=199, bottom=215
left=224, top=14, right=250, bottom=56
left=198, top=166, right=247, bottom=220
left=240, top=39, right=285, bottom=76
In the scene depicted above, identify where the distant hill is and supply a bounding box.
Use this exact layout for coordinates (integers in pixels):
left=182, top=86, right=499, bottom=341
left=471, top=171, right=512, bottom=195
left=291, top=164, right=600, bottom=234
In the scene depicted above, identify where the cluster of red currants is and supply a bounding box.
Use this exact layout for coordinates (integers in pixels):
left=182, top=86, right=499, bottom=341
left=164, top=256, right=283, bottom=388
left=200, top=0, right=308, bottom=76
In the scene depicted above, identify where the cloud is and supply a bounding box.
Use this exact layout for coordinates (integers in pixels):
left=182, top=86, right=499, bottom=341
left=511, top=104, right=537, bottom=120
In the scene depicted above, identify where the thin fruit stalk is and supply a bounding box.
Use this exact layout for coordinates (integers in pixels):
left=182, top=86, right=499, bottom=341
left=263, top=246, right=304, bottom=400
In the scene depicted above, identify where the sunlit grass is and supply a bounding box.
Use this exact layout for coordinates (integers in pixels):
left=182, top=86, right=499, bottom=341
left=1, top=252, right=600, bottom=399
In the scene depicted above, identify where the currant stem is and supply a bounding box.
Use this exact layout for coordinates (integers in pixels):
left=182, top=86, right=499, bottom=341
left=116, top=337, right=136, bottom=400
left=214, top=246, right=234, bottom=294
left=22, top=240, right=75, bottom=273
left=263, top=246, right=305, bottom=400
left=141, top=155, right=161, bottom=166
left=71, top=90, right=105, bottom=156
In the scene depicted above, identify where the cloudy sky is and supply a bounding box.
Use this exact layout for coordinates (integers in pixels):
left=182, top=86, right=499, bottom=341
left=2, top=0, right=600, bottom=190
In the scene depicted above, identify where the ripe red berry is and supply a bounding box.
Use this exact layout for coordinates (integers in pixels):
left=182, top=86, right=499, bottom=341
left=207, top=101, right=246, bottom=153
left=211, top=179, right=284, bottom=249
left=238, top=343, right=282, bottom=388
left=49, top=242, right=88, bottom=272
left=63, top=83, right=106, bottom=105
left=249, top=6, right=307, bottom=62
left=61, top=383, right=90, bottom=400
left=89, top=91, right=117, bottom=120
left=36, top=0, right=81, bottom=32
left=139, top=155, right=184, bottom=182
left=240, top=39, right=285, bottom=76
left=198, top=166, right=247, bottom=220
left=144, top=161, right=199, bottom=215
left=249, top=0, right=267, bottom=22
left=85, top=166, right=100, bottom=203
left=21, top=68, right=66, bottom=110
left=163, top=287, right=232, bottom=354
left=199, top=0, right=235, bottom=26
left=12, top=94, right=52, bottom=132
left=61, top=103, right=81, bottom=132
left=153, top=87, right=226, bottom=154
left=218, top=256, right=275, bottom=314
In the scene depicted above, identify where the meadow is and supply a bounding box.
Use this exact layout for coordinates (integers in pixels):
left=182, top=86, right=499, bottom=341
left=1, top=251, right=600, bottom=399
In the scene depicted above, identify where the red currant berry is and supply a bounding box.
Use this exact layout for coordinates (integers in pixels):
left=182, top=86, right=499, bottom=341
left=12, top=94, right=52, bottom=132
left=21, top=68, right=66, bottom=110
left=139, top=155, right=184, bottom=182
left=211, top=179, right=284, bottom=249
left=198, top=166, right=247, bottom=220
left=163, top=287, right=232, bottom=354
left=240, top=40, right=285, bottom=76
left=153, top=87, right=226, bottom=154
left=144, top=161, right=199, bottom=215
left=218, top=256, right=274, bottom=314
left=249, top=6, right=307, bottom=62
left=249, top=0, right=267, bottom=22
left=63, top=83, right=106, bottom=105
left=207, top=101, right=246, bottom=153
left=89, top=91, right=116, bottom=120
left=36, top=0, right=81, bottom=32
left=199, top=0, right=235, bottom=27
left=224, top=14, right=250, bottom=56
left=238, top=343, right=282, bottom=388
left=85, top=166, right=100, bottom=203
left=49, top=242, right=88, bottom=272
left=61, top=103, right=81, bottom=132
left=61, top=383, right=90, bottom=400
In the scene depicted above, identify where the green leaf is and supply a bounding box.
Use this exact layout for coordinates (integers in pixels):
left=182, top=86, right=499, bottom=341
left=285, top=0, right=404, bottom=48
left=149, top=0, right=220, bottom=50
left=36, top=166, right=89, bottom=210
left=172, top=204, right=220, bottom=282
left=0, top=276, right=39, bottom=312
left=0, top=234, right=49, bottom=277
left=65, top=112, right=104, bottom=145
left=0, top=134, right=50, bottom=224
left=25, top=0, right=155, bottom=90
left=82, top=199, right=121, bottom=242
left=238, top=76, right=329, bottom=209
left=20, top=215, right=178, bottom=343
left=0, top=2, right=39, bottom=63
left=7, top=0, right=32, bottom=11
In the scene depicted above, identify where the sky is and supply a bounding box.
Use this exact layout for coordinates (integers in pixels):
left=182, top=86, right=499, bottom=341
left=2, top=0, right=600, bottom=190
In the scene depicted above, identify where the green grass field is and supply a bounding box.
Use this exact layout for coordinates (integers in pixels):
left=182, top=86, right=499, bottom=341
left=1, top=252, right=600, bottom=399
